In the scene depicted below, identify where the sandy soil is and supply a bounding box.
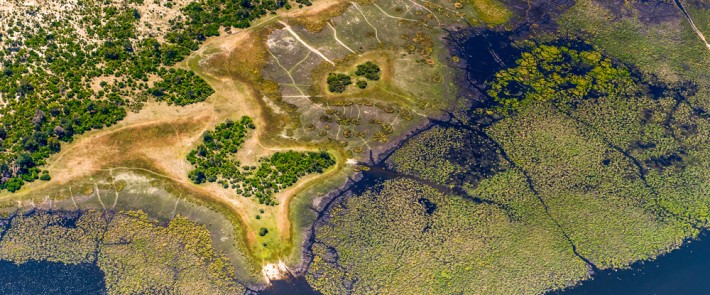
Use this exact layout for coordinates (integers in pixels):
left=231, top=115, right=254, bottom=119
left=0, top=0, right=354, bottom=269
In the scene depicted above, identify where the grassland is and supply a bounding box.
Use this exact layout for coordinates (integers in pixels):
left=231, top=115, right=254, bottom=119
left=470, top=0, right=512, bottom=26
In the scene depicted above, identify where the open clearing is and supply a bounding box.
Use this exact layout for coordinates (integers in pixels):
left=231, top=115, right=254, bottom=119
left=0, top=0, right=469, bottom=282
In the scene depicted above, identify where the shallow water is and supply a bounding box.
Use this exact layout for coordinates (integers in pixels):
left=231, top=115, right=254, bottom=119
left=0, top=260, right=106, bottom=294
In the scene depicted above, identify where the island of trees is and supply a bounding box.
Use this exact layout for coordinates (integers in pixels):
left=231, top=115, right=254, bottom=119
left=187, top=117, right=335, bottom=205
left=326, top=61, right=381, bottom=93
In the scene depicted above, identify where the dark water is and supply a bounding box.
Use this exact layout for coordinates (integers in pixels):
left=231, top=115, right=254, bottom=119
left=556, top=235, right=710, bottom=295
left=457, top=30, right=520, bottom=85
left=0, top=260, right=106, bottom=295
left=259, top=277, right=321, bottom=295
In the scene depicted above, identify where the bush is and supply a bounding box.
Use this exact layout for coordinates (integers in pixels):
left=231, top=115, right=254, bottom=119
left=39, top=172, right=51, bottom=181
left=357, top=80, right=368, bottom=89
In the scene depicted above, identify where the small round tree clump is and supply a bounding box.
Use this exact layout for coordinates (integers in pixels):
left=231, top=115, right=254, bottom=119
left=259, top=227, right=269, bottom=236
left=357, top=80, right=368, bottom=89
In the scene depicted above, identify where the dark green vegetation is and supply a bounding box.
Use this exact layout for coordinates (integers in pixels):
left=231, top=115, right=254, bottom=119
left=356, top=80, right=368, bottom=89
left=355, top=61, right=381, bottom=81
left=488, top=44, right=633, bottom=112
left=326, top=62, right=380, bottom=93
left=181, top=0, right=297, bottom=38
left=326, top=73, right=352, bottom=93
left=187, top=117, right=335, bottom=205
left=187, top=117, right=254, bottom=185
left=0, top=210, right=245, bottom=294
left=0, top=0, right=300, bottom=192
left=243, top=150, right=336, bottom=205
left=148, top=68, right=214, bottom=106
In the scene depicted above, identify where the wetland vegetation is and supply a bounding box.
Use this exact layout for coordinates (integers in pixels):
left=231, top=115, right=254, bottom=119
left=1, top=0, right=708, bottom=294
left=304, top=1, right=710, bottom=294
left=0, top=209, right=245, bottom=294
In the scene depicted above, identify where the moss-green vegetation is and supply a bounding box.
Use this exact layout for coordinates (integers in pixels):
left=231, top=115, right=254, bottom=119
left=469, top=0, right=512, bottom=26
left=558, top=0, right=710, bottom=86
left=0, top=210, right=245, bottom=294
left=387, top=126, right=503, bottom=188
left=187, top=117, right=335, bottom=205
left=488, top=102, right=696, bottom=268
left=355, top=61, right=381, bottom=81
left=326, top=73, right=352, bottom=93
left=488, top=44, right=634, bottom=112
left=309, top=21, right=710, bottom=292
left=555, top=0, right=710, bottom=227
left=308, top=178, right=588, bottom=294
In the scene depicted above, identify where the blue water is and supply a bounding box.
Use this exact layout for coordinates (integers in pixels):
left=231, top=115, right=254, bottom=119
left=0, top=260, right=106, bottom=295
left=557, top=233, right=710, bottom=295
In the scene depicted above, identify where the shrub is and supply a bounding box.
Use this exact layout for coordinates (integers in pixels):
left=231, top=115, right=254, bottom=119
left=327, top=73, right=352, bottom=93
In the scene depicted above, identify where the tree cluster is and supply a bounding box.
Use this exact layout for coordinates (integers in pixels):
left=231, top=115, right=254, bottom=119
left=327, top=73, right=352, bottom=93
left=355, top=61, right=381, bottom=81
left=187, top=117, right=335, bottom=205
left=149, top=68, right=214, bottom=106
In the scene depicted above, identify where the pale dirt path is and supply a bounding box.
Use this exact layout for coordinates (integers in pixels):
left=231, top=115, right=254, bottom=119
left=278, top=20, right=336, bottom=65
left=350, top=1, right=382, bottom=43
left=328, top=22, right=357, bottom=54
left=674, top=0, right=710, bottom=51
